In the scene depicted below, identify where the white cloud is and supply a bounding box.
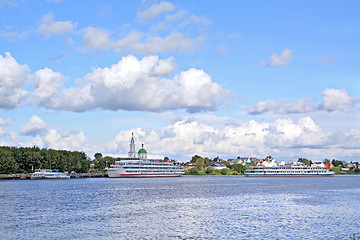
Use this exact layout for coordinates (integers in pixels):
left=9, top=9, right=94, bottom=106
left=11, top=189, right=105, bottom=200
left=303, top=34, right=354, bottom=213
left=165, top=9, right=188, bottom=23
left=38, top=12, right=75, bottom=37
left=106, top=116, right=359, bottom=161
left=0, top=117, right=10, bottom=137
left=319, top=88, right=354, bottom=111
left=64, top=37, right=74, bottom=45
left=0, top=52, right=29, bottom=109
left=1, top=53, right=229, bottom=113
left=267, top=117, right=326, bottom=148
left=248, top=88, right=357, bottom=115
left=31, top=67, right=65, bottom=108
left=20, top=115, right=48, bottom=136
left=137, top=1, right=176, bottom=22
left=82, top=27, right=204, bottom=55
left=249, top=98, right=316, bottom=115
left=261, top=49, right=293, bottom=67
left=20, top=128, right=89, bottom=151
left=53, top=55, right=229, bottom=112
left=81, top=3, right=207, bottom=55
left=0, top=127, right=6, bottom=137
left=43, top=129, right=87, bottom=150
left=82, top=26, right=110, bottom=50
left=0, top=117, right=11, bottom=126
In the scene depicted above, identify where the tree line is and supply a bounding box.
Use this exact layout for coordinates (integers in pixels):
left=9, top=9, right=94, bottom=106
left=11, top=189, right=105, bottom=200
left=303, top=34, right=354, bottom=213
left=0, top=146, right=90, bottom=174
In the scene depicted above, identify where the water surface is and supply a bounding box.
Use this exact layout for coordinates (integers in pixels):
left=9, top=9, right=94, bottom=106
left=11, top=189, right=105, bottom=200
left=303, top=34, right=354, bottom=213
left=0, top=175, right=359, bottom=239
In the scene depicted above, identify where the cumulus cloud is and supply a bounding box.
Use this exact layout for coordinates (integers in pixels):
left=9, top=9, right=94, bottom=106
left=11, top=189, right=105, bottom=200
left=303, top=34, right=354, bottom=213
left=31, top=67, right=65, bottom=108
left=53, top=55, right=229, bottom=112
left=261, top=49, right=293, bottom=67
left=2, top=53, right=227, bottom=113
left=107, top=116, right=359, bottom=161
left=137, top=1, right=175, bottom=22
left=20, top=115, right=48, bottom=136
left=82, top=26, right=110, bottom=50
left=0, top=52, right=29, bottom=109
left=20, top=128, right=89, bottom=151
left=38, top=12, right=75, bottom=37
left=248, top=88, right=357, bottom=115
left=44, top=129, right=87, bottom=150
left=249, top=98, right=316, bottom=115
left=319, top=88, right=354, bottom=111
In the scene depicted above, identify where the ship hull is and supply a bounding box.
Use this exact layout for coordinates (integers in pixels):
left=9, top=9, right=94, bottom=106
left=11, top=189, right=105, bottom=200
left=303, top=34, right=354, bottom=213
left=244, top=173, right=334, bottom=177
left=107, top=171, right=184, bottom=178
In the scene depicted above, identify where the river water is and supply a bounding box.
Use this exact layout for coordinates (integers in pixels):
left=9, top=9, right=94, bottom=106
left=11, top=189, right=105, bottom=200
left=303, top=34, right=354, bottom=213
left=0, top=175, right=359, bottom=239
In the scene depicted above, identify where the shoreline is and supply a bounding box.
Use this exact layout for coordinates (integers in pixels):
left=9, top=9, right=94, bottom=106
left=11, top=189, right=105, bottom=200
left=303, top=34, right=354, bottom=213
left=0, top=172, right=108, bottom=180
left=1, top=172, right=360, bottom=180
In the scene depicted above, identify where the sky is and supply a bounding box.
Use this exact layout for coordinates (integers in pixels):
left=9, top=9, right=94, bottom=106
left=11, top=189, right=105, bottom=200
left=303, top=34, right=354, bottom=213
left=0, top=0, right=359, bottom=162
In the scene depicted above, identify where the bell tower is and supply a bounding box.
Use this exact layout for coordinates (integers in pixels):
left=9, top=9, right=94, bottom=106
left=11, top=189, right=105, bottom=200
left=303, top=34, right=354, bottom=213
left=128, top=133, right=136, bottom=158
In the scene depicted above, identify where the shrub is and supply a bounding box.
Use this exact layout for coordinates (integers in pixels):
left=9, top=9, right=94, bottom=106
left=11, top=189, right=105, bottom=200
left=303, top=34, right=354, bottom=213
left=189, top=167, right=200, bottom=175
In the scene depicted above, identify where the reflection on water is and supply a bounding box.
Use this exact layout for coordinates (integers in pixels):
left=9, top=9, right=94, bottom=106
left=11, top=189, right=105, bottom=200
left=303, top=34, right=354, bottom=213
left=0, top=175, right=359, bottom=239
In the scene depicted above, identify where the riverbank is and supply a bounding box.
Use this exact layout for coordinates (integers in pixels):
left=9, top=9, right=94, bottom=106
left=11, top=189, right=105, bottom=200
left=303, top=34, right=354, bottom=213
left=0, top=172, right=108, bottom=180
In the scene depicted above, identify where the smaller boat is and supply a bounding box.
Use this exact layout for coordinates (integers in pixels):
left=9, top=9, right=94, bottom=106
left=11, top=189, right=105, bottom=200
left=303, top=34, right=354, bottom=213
left=30, top=169, right=70, bottom=179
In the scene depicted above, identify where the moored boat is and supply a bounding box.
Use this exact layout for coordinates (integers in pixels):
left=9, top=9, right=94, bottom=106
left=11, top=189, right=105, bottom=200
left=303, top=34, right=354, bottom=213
left=30, top=169, right=70, bottom=179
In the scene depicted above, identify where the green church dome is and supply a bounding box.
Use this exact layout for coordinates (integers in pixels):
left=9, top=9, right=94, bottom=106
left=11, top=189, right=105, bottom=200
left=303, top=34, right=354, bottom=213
left=138, top=148, right=147, bottom=154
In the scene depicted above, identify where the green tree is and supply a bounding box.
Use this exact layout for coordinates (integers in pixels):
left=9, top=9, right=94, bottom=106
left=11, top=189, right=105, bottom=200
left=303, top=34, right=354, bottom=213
left=221, top=168, right=230, bottom=175
left=205, top=166, right=214, bottom=174
left=189, top=167, right=200, bottom=175
left=231, top=163, right=246, bottom=174
left=330, top=166, right=342, bottom=174
left=0, top=148, right=19, bottom=173
left=190, top=155, right=202, bottom=163
left=298, top=158, right=312, bottom=166
left=331, top=159, right=343, bottom=167
left=94, top=153, right=103, bottom=160
left=196, top=158, right=205, bottom=170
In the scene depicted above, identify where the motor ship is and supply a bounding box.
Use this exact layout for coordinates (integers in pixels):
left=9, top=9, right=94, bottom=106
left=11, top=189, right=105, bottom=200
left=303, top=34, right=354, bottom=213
left=244, top=163, right=334, bottom=177
left=105, top=133, right=184, bottom=178
left=30, top=169, right=70, bottom=179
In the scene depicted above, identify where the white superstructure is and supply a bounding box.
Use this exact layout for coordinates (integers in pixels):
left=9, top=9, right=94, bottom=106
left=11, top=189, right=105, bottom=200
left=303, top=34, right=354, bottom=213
left=30, top=169, right=70, bottom=179
left=106, top=134, right=184, bottom=178
left=244, top=164, right=334, bottom=177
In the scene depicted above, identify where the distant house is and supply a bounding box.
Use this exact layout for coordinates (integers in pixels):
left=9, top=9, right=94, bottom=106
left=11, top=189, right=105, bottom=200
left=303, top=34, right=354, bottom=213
left=251, top=159, right=262, bottom=165
left=208, top=161, right=227, bottom=170
left=227, top=159, right=243, bottom=165
left=312, top=162, right=325, bottom=168
left=324, top=162, right=334, bottom=170
left=346, top=163, right=355, bottom=169
left=183, top=162, right=197, bottom=170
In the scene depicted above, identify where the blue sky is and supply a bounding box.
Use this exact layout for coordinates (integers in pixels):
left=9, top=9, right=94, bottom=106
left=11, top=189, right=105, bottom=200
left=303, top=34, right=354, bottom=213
left=0, top=0, right=359, bottom=162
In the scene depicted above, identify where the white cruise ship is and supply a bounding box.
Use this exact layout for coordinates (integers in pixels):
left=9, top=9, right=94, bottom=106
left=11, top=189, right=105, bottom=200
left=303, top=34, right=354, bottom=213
left=106, top=133, right=184, bottom=178
left=244, top=164, right=334, bottom=177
